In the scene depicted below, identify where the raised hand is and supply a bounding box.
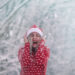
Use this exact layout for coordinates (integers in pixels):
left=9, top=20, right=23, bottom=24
left=24, top=35, right=28, bottom=43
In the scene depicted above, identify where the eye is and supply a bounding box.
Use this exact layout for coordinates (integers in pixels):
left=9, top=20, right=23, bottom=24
left=36, top=34, right=40, bottom=37
left=30, top=34, right=34, bottom=37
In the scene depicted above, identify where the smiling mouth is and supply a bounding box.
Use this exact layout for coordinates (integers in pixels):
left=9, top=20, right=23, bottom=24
left=33, top=41, right=38, bottom=44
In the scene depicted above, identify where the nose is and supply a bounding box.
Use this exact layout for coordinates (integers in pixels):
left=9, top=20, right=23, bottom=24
left=33, top=34, right=37, bottom=40
left=33, top=35, right=36, bottom=39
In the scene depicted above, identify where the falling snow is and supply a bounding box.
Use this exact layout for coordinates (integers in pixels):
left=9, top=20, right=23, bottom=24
left=0, top=0, right=75, bottom=75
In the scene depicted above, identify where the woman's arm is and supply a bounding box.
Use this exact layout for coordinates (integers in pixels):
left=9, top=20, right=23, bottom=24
left=35, top=47, right=50, bottom=65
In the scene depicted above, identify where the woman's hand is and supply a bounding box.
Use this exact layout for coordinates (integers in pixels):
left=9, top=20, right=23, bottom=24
left=24, top=35, right=28, bottom=43
left=24, top=35, right=32, bottom=45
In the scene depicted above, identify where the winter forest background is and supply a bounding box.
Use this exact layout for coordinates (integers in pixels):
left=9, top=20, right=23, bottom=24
left=0, top=0, right=75, bottom=75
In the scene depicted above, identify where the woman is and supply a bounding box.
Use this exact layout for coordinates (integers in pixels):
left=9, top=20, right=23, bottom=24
left=18, top=25, right=50, bottom=75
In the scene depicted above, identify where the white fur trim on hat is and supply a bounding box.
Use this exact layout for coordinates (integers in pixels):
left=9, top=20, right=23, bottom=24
left=27, top=28, right=43, bottom=37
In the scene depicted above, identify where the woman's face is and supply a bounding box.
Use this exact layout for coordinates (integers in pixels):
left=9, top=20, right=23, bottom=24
left=28, top=32, right=42, bottom=48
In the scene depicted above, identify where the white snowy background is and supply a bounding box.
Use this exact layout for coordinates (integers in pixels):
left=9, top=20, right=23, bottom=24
left=0, top=0, right=75, bottom=75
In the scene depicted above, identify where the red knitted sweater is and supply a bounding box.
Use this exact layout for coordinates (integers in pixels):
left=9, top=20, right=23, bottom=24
left=18, top=40, right=50, bottom=75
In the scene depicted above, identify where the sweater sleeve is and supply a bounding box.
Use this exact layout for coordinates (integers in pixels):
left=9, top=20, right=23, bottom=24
left=35, top=47, right=50, bottom=65
left=18, top=42, right=30, bottom=63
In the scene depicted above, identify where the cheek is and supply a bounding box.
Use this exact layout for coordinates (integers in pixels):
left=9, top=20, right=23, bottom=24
left=37, top=37, right=41, bottom=41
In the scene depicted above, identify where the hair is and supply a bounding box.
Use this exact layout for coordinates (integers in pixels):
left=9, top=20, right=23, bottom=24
left=27, top=35, right=39, bottom=55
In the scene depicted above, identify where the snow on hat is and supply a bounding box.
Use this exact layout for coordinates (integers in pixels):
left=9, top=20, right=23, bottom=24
left=26, top=25, right=43, bottom=37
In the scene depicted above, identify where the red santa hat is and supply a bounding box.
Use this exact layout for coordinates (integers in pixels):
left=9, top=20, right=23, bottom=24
left=26, top=25, right=43, bottom=37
